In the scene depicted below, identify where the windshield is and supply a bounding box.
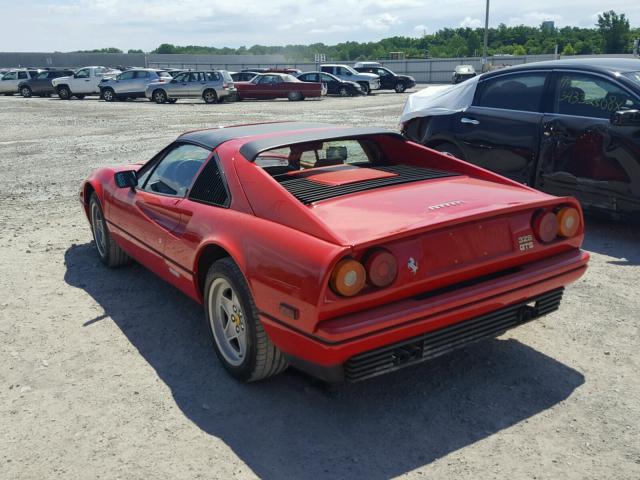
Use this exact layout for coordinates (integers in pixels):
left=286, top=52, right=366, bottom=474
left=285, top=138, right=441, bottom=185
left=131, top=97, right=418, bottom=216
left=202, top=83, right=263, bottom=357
left=282, top=74, right=300, bottom=82
left=622, top=71, right=640, bottom=87
left=344, top=66, right=358, bottom=75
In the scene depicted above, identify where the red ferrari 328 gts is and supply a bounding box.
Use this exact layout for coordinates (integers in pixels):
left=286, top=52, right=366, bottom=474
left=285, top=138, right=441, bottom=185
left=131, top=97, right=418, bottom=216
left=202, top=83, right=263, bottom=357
left=80, top=122, right=589, bottom=383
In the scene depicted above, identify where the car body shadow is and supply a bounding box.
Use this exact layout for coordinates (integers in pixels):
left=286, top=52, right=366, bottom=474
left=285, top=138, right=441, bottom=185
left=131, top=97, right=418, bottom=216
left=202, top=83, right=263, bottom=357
left=582, top=216, right=640, bottom=266
left=64, top=243, right=584, bottom=480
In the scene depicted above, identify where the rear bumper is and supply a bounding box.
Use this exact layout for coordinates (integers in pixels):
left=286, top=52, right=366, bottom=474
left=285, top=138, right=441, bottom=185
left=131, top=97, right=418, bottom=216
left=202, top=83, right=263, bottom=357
left=260, top=249, right=588, bottom=381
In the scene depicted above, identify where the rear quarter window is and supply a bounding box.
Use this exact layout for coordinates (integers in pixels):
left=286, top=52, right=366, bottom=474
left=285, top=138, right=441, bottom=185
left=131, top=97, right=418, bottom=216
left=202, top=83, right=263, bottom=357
left=476, top=73, right=547, bottom=112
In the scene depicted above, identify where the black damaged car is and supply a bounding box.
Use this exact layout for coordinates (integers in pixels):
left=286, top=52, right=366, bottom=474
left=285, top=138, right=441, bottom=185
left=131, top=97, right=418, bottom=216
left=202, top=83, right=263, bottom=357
left=297, top=71, right=364, bottom=96
left=402, top=58, right=640, bottom=220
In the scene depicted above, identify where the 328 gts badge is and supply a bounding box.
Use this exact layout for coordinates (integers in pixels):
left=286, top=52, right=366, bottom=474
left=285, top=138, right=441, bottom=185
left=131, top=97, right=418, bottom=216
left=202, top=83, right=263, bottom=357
left=518, top=234, right=535, bottom=251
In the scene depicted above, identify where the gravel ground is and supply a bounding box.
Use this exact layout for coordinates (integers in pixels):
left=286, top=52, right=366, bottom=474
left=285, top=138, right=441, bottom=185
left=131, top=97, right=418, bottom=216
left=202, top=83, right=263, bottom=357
left=0, top=91, right=638, bottom=480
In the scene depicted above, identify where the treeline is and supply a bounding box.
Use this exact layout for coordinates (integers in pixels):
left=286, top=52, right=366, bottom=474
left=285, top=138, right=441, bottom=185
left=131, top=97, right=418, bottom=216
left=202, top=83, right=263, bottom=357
left=79, top=11, right=640, bottom=61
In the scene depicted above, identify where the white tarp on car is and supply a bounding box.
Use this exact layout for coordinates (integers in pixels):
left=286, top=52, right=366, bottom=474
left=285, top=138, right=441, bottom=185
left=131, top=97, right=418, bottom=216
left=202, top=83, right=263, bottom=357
left=399, top=76, right=480, bottom=124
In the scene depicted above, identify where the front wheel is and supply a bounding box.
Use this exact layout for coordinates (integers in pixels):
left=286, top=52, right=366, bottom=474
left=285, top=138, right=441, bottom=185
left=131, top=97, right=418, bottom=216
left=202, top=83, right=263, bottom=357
left=57, top=86, right=71, bottom=100
left=89, top=193, right=131, bottom=268
left=287, top=91, right=303, bottom=101
left=102, top=88, right=115, bottom=102
left=20, top=86, right=32, bottom=98
left=394, top=82, right=406, bottom=93
left=358, top=82, right=370, bottom=95
left=338, top=86, right=349, bottom=97
left=204, top=258, right=288, bottom=382
left=152, top=89, right=167, bottom=104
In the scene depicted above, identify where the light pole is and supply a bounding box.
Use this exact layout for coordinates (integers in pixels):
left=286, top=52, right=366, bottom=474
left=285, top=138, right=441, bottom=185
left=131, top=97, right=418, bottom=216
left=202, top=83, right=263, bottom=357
left=482, top=0, right=490, bottom=70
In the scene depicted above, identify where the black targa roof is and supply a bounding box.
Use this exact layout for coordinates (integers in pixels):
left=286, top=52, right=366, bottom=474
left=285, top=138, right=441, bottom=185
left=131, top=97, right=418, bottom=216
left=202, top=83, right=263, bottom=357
left=177, top=122, right=404, bottom=159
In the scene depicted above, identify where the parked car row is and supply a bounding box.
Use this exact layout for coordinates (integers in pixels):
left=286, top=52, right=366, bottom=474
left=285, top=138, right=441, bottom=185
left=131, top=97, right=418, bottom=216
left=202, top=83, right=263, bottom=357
left=0, top=62, right=417, bottom=103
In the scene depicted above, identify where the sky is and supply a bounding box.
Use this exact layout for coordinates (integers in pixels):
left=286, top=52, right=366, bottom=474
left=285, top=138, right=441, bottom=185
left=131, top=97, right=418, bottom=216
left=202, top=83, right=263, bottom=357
left=1, top=0, right=639, bottom=52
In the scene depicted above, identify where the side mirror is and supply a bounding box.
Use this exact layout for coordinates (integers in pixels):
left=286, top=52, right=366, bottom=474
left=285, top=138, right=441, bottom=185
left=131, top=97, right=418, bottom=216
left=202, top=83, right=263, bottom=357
left=114, top=170, right=138, bottom=189
left=611, top=109, right=640, bottom=126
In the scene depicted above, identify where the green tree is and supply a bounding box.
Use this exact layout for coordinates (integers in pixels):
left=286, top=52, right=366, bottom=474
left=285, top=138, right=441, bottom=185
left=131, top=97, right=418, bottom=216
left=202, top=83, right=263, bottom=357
left=597, top=10, right=631, bottom=53
left=562, top=43, right=576, bottom=55
left=127, top=49, right=144, bottom=54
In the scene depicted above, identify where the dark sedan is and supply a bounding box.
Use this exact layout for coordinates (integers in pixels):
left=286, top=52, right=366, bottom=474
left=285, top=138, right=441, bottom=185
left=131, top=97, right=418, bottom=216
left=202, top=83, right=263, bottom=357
left=19, top=69, right=75, bottom=97
left=297, top=71, right=364, bottom=96
left=402, top=58, right=640, bottom=220
left=354, top=64, right=416, bottom=93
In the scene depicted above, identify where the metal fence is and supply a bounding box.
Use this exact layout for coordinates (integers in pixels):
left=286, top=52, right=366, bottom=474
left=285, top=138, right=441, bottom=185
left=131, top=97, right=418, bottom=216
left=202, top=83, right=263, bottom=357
left=2, top=52, right=638, bottom=83
left=146, top=54, right=563, bottom=83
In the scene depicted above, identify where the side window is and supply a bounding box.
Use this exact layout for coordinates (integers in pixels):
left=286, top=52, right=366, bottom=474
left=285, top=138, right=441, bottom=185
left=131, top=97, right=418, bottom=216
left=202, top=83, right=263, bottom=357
left=320, top=73, right=334, bottom=83
left=475, top=73, right=547, bottom=112
left=18, top=71, right=28, bottom=79
left=258, top=75, right=273, bottom=84
left=377, top=69, right=390, bottom=77
left=143, top=144, right=210, bottom=197
left=118, top=71, right=135, bottom=80
left=75, top=69, right=90, bottom=79
left=320, top=66, right=331, bottom=74
left=189, top=156, right=230, bottom=207
left=554, top=73, right=640, bottom=119
left=173, top=73, right=187, bottom=82
left=133, top=71, right=149, bottom=79
left=305, top=73, right=319, bottom=82
left=2, top=72, right=16, bottom=80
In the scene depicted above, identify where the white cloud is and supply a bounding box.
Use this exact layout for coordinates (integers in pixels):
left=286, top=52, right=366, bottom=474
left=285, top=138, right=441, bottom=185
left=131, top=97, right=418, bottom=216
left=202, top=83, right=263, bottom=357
left=460, top=16, right=482, bottom=28
left=1, top=0, right=639, bottom=51
left=363, top=13, right=402, bottom=31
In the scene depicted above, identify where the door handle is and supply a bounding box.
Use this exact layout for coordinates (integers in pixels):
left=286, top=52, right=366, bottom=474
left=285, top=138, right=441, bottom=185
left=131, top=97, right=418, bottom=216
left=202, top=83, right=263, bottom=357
left=460, top=117, right=479, bottom=125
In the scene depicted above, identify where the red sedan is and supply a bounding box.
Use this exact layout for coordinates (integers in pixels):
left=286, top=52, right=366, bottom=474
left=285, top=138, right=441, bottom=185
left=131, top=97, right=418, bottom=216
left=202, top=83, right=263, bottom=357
left=80, top=122, right=589, bottom=383
left=235, top=73, right=323, bottom=101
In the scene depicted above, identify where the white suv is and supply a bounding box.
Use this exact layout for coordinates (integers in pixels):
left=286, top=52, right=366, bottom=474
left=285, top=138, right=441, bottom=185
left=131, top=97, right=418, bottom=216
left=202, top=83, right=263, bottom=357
left=51, top=66, right=120, bottom=99
left=0, top=69, right=37, bottom=95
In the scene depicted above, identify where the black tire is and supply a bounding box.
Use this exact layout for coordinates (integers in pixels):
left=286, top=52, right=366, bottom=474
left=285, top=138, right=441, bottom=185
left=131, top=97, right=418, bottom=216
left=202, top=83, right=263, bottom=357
left=57, top=86, right=71, bottom=100
left=394, top=82, right=406, bottom=93
left=204, top=258, right=288, bottom=382
left=152, top=89, right=167, bottom=104
left=20, top=86, right=32, bottom=98
left=358, top=82, right=370, bottom=95
left=202, top=89, right=218, bottom=104
left=338, top=86, right=349, bottom=97
left=89, top=193, right=131, bottom=268
left=102, top=88, right=116, bottom=102
left=287, top=91, right=303, bottom=101
left=433, top=142, right=466, bottom=160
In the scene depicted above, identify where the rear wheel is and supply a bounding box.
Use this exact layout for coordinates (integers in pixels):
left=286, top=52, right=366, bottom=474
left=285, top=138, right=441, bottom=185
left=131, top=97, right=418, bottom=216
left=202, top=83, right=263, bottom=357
left=152, top=89, right=167, bottom=104
left=358, top=82, right=370, bottom=95
left=102, top=88, right=116, bottom=102
left=338, top=86, right=349, bottom=97
left=433, top=142, right=465, bottom=160
left=205, top=258, right=288, bottom=382
left=57, top=86, right=71, bottom=100
left=394, top=82, right=406, bottom=93
left=287, top=91, right=303, bottom=101
left=89, top=193, right=131, bottom=268
left=20, top=86, right=32, bottom=98
left=202, top=89, right=218, bottom=104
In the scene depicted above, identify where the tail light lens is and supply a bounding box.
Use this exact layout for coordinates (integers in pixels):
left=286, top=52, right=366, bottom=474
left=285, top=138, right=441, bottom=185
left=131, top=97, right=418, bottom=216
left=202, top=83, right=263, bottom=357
left=533, top=210, right=558, bottom=243
left=364, top=249, right=397, bottom=287
left=556, top=206, right=580, bottom=238
left=330, top=259, right=366, bottom=297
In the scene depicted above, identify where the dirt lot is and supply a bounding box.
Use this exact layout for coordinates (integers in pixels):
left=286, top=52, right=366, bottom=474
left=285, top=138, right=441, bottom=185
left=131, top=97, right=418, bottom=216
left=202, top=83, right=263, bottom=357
left=0, top=91, right=638, bottom=480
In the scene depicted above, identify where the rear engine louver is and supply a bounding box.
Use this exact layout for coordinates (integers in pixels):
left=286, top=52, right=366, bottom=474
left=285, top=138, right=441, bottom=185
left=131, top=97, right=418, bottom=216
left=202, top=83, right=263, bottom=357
left=276, top=165, right=458, bottom=204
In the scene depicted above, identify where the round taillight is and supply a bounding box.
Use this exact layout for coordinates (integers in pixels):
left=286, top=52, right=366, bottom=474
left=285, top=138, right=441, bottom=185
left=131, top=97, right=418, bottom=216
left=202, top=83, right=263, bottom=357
left=533, top=210, right=558, bottom=243
left=556, top=206, right=580, bottom=238
left=330, top=259, right=366, bottom=297
left=365, top=249, right=398, bottom=288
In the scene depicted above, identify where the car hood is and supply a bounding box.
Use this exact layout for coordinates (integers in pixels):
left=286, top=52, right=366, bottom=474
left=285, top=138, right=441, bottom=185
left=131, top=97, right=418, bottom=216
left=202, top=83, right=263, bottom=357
left=306, top=175, right=556, bottom=247
left=51, top=76, right=73, bottom=85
